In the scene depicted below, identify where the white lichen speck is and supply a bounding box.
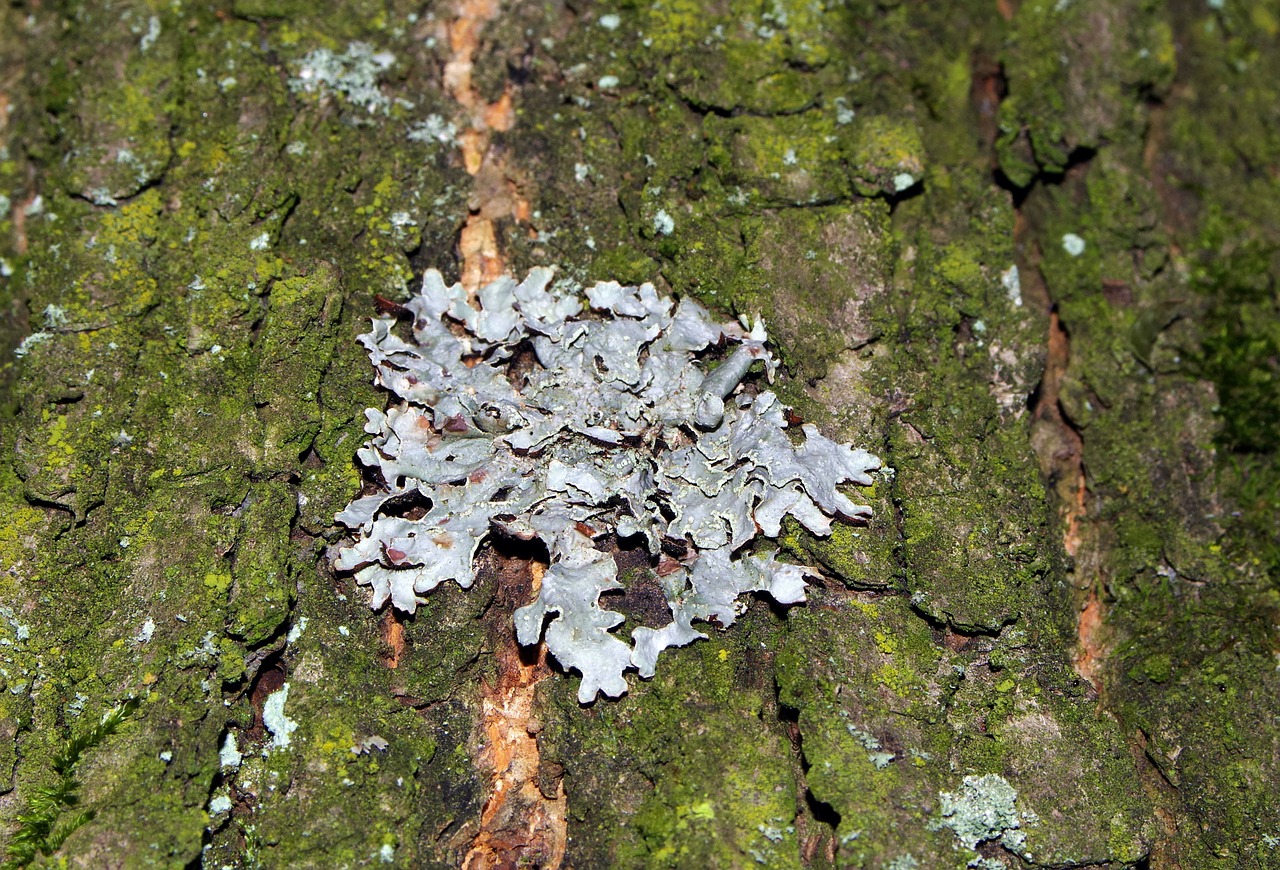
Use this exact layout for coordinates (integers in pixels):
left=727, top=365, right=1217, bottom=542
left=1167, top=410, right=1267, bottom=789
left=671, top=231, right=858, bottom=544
left=289, top=42, right=408, bottom=115
left=652, top=210, right=675, bottom=236
left=219, top=732, right=243, bottom=769
left=335, top=269, right=881, bottom=702
left=261, top=682, right=298, bottom=749
left=1001, top=265, right=1022, bottom=307
left=407, top=114, right=457, bottom=146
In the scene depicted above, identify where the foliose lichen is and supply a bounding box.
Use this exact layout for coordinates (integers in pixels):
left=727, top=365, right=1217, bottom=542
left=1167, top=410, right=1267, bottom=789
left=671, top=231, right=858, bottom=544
left=288, top=42, right=410, bottom=116
left=334, top=269, right=881, bottom=702
left=933, top=773, right=1032, bottom=859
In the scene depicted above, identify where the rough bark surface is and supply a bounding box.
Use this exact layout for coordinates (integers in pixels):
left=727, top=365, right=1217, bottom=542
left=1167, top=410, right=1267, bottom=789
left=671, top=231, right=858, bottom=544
left=0, top=0, right=1277, bottom=868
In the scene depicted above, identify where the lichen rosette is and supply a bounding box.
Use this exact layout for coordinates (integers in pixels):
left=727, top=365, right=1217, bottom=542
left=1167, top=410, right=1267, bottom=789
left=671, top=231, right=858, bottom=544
left=335, top=268, right=880, bottom=702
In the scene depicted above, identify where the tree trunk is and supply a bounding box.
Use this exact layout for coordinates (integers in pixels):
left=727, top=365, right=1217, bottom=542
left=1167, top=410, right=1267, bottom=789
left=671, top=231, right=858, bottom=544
left=1, top=0, right=1277, bottom=867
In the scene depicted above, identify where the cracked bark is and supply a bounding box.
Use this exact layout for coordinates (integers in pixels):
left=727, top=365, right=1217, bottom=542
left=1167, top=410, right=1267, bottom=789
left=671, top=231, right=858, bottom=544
left=1, top=1, right=1276, bottom=868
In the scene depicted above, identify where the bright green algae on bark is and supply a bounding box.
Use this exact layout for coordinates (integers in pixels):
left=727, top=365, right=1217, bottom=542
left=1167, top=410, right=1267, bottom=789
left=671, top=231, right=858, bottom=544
left=1, top=1, right=483, bottom=865
left=539, top=612, right=804, bottom=869
left=512, top=0, right=1164, bottom=867
left=993, top=0, right=1280, bottom=866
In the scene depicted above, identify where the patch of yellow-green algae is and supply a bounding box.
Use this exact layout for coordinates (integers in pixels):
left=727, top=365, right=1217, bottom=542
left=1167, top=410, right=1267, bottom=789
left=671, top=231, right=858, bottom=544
left=538, top=607, right=803, bottom=869
left=774, top=593, right=1156, bottom=868
left=0, top=0, right=483, bottom=865
left=515, top=0, right=1174, bottom=866
left=990, top=0, right=1280, bottom=864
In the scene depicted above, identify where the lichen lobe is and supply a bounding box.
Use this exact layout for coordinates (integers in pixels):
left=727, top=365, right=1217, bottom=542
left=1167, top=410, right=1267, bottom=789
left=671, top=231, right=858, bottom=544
left=335, top=268, right=880, bottom=702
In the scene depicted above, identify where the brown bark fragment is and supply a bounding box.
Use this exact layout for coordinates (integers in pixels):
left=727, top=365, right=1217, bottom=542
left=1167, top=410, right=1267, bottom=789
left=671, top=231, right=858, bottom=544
left=1029, top=304, right=1105, bottom=688
left=436, top=4, right=566, bottom=861
left=441, top=0, right=528, bottom=294
left=459, top=217, right=505, bottom=292
left=380, top=609, right=406, bottom=669
left=463, top=562, right=567, bottom=870
left=1074, top=593, right=1104, bottom=686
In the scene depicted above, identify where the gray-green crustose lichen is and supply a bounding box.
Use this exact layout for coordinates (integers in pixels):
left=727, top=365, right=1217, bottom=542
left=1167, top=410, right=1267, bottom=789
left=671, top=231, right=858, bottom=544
left=334, top=269, right=880, bottom=702
left=933, top=773, right=1036, bottom=864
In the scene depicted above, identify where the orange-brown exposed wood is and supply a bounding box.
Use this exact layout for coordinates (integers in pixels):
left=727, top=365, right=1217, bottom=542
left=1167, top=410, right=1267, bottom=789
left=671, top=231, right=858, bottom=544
left=1029, top=300, right=1104, bottom=688
left=462, top=561, right=567, bottom=870
left=440, top=0, right=527, bottom=294
left=435, top=2, right=567, bottom=864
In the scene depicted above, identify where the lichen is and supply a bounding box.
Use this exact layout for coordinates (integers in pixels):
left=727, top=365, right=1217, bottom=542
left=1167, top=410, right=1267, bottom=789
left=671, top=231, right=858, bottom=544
left=288, top=42, right=409, bottom=115
left=934, top=773, right=1027, bottom=855
left=261, top=683, right=298, bottom=750
left=335, top=269, right=880, bottom=702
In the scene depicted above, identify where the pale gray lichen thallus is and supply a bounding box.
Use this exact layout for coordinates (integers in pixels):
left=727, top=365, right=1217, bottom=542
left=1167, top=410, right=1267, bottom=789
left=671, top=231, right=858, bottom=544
left=334, top=268, right=880, bottom=702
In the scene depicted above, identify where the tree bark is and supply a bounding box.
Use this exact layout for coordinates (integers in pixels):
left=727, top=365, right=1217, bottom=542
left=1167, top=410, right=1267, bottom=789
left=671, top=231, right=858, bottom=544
left=1, top=0, right=1277, bottom=867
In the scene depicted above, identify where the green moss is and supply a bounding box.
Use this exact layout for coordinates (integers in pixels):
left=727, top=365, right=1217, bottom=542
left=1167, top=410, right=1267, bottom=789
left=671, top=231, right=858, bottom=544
left=636, top=0, right=717, bottom=56
left=703, top=111, right=849, bottom=206
left=2, top=698, right=141, bottom=870
left=782, top=516, right=898, bottom=591
left=996, top=2, right=1280, bottom=862
left=0, top=1, right=474, bottom=862
left=226, top=483, right=297, bottom=645
left=544, top=608, right=800, bottom=868
left=1191, top=219, right=1280, bottom=454
left=216, top=639, right=246, bottom=684
left=846, top=115, right=926, bottom=197
left=640, top=0, right=828, bottom=115
left=587, top=244, right=660, bottom=287
left=0, top=501, right=44, bottom=594
left=774, top=598, right=957, bottom=865
left=661, top=202, right=893, bottom=381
